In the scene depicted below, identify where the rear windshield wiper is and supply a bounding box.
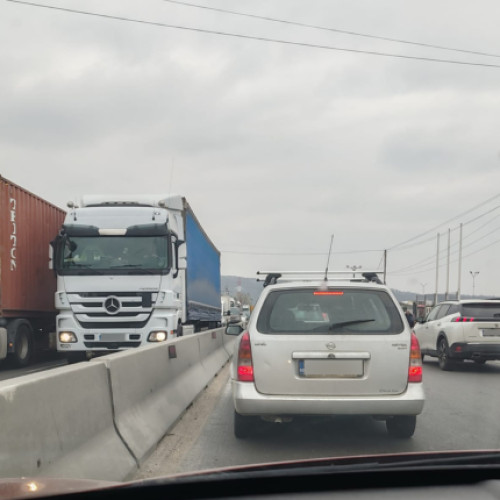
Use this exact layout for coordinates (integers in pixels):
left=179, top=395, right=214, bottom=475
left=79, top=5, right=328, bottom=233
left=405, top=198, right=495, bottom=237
left=329, top=319, right=375, bottom=330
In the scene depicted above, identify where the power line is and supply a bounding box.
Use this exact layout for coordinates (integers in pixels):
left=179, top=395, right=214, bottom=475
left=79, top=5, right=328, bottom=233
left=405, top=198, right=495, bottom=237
left=221, top=248, right=382, bottom=256
left=390, top=235, right=500, bottom=277
left=390, top=224, right=500, bottom=275
left=7, top=0, right=500, bottom=69
left=163, top=0, right=500, bottom=59
left=393, top=208, right=500, bottom=268
left=388, top=193, right=500, bottom=250
left=391, top=220, right=500, bottom=274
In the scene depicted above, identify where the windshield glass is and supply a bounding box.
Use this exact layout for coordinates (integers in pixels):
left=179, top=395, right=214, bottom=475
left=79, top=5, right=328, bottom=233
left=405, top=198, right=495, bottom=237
left=59, top=236, right=169, bottom=273
left=2, top=0, right=500, bottom=494
left=257, top=288, right=404, bottom=334
left=462, top=303, right=500, bottom=318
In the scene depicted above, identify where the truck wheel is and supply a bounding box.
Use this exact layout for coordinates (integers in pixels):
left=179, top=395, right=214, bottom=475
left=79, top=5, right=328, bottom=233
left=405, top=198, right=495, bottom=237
left=438, top=337, right=454, bottom=371
left=8, top=320, right=34, bottom=368
left=386, top=416, right=416, bottom=438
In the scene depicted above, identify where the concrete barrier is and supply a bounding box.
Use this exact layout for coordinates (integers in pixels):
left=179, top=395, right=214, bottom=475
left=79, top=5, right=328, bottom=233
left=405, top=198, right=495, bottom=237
left=0, top=361, right=136, bottom=481
left=0, top=327, right=234, bottom=481
left=198, top=328, right=229, bottom=380
left=101, top=335, right=208, bottom=466
left=222, top=328, right=238, bottom=358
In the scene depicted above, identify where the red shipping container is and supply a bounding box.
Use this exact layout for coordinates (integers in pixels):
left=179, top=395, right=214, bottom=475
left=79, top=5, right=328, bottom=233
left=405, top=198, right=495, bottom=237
left=0, top=175, right=66, bottom=317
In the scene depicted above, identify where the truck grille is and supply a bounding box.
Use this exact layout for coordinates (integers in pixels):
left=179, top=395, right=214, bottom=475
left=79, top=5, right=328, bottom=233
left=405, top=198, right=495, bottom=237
left=68, top=291, right=154, bottom=329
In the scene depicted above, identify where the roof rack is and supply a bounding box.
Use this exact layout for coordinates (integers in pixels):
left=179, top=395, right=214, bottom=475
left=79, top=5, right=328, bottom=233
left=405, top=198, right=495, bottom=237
left=257, top=270, right=384, bottom=287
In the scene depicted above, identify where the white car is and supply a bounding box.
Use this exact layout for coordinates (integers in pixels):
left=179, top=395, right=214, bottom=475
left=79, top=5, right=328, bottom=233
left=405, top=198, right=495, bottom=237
left=226, top=274, right=424, bottom=439
left=414, top=299, right=500, bottom=370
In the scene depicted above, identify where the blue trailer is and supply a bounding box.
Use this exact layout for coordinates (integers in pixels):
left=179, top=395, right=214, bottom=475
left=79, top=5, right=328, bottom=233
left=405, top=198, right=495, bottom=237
left=184, top=207, right=221, bottom=328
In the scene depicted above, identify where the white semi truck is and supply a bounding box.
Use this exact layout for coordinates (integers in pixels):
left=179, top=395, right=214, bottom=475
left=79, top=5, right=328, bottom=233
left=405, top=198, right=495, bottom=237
left=52, top=195, right=221, bottom=362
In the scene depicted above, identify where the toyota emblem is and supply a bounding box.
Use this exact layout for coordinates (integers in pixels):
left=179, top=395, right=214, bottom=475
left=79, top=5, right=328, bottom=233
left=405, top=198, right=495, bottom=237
left=104, top=296, right=121, bottom=315
left=326, top=342, right=336, bottom=350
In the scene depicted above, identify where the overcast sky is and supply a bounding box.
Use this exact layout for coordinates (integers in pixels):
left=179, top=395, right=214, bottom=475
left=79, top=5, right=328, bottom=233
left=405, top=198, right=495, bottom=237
left=2, top=0, right=500, bottom=296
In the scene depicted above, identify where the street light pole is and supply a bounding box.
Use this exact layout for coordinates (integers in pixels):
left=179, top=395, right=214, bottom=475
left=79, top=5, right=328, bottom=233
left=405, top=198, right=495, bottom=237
left=469, top=271, right=479, bottom=297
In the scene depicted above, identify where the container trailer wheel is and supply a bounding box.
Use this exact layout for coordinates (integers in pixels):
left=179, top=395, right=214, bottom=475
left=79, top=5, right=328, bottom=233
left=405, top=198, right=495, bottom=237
left=7, top=319, right=34, bottom=368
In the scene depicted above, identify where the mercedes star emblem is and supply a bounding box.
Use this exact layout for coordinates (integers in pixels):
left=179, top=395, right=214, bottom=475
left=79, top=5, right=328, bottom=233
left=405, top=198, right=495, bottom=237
left=104, top=296, right=121, bottom=315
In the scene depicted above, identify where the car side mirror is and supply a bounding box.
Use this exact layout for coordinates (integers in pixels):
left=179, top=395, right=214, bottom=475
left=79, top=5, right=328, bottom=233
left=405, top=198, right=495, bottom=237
left=226, top=325, right=244, bottom=336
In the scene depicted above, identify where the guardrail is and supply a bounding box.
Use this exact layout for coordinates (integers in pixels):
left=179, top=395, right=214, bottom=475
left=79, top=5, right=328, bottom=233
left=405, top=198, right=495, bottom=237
left=0, top=328, right=236, bottom=481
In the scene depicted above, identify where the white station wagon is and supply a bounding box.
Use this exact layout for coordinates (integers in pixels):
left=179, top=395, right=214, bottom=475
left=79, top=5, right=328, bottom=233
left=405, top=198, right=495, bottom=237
left=227, top=273, right=425, bottom=439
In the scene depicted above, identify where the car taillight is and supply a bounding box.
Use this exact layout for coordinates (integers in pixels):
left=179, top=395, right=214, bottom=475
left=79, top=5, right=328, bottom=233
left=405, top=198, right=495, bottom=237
left=408, top=332, right=422, bottom=383
left=237, top=331, right=254, bottom=382
left=452, top=317, right=475, bottom=322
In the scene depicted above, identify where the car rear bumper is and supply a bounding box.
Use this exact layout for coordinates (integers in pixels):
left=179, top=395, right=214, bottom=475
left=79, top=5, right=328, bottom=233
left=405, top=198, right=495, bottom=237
left=450, top=342, right=500, bottom=360
left=232, top=380, right=425, bottom=417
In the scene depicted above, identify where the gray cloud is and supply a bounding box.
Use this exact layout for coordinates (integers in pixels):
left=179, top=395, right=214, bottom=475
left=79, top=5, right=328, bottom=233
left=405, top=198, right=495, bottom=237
left=2, top=0, right=500, bottom=294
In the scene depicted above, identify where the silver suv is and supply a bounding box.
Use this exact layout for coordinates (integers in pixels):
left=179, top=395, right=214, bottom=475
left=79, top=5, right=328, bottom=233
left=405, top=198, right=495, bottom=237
left=414, top=299, right=500, bottom=370
left=227, top=274, right=425, bottom=439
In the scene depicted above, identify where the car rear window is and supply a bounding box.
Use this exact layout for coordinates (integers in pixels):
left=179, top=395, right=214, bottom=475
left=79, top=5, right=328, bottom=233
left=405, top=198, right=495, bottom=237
left=256, top=288, right=404, bottom=334
left=461, top=303, right=500, bottom=318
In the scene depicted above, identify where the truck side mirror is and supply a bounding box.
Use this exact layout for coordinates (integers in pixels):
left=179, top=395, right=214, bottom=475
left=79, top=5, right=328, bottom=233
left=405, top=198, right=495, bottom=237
left=170, top=232, right=184, bottom=279
left=49, top=236, right=62, bottom=275
left=48, top=243, right=54, bottom=270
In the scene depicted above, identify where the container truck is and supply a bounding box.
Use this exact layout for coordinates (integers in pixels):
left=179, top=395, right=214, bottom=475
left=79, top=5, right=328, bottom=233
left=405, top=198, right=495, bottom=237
left=0, top=175, right=66, bottom=367
left=51, top=194, right=221, bottom=362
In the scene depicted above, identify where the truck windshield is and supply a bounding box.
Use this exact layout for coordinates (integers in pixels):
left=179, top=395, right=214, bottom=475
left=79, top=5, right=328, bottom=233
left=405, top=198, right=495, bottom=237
left=59, top=235, right=170, bottom=274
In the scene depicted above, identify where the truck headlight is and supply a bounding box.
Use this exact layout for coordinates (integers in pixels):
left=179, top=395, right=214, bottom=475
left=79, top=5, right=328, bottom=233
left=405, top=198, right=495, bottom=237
left=59, top=331, right=77, bottom=343
left=148, top=331, right=167, bottom=342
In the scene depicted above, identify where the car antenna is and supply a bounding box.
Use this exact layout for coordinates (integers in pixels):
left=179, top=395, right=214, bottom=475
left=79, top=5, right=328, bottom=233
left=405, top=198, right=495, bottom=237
left=323, top=234, right=334, bottom=284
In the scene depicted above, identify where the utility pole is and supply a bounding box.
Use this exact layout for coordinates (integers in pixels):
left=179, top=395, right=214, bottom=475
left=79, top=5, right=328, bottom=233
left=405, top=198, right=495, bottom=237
left=383, top=249, right=387, bottom=284
left=470, top=271, right=479, bottom=297
left=445, top=228, right=450, bottom=300
left=457, top=223, right=463, bottom=300
left=434, top=233, right=440, bottom=306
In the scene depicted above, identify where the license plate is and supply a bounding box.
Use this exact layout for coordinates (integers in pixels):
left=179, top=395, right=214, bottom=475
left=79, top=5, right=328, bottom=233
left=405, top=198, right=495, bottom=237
left=99, top=333, right=126, bottom=342
left=299, top=359, right=364, bottom=378
left=482, top=328, right=500, bottom=337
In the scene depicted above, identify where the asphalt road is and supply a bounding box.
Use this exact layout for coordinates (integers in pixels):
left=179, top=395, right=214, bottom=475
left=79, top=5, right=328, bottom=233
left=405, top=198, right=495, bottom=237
left=0, top=353, right=67, bottom=382
left=135, top=357, right=500, bottom=479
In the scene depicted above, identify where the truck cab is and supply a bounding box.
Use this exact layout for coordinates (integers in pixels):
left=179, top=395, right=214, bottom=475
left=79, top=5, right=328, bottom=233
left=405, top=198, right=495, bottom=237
left=53, top=195, right=220, bottom=361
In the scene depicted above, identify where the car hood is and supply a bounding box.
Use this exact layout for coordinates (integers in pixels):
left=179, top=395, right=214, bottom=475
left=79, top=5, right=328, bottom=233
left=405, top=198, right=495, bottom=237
left=0, top=478, right=118, bottom=500
left=4, top=450, right=500, bottom=499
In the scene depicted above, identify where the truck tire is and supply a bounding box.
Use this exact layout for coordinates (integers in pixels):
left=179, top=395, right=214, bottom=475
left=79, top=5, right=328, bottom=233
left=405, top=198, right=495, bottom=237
left=7, top=319, right=34, bottom=368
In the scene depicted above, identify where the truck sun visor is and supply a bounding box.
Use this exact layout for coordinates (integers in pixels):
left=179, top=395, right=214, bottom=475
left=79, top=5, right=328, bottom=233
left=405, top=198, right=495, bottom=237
left=62, top=224, right=100, bottom=236
left=126, top=223, right=169, bottom=236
